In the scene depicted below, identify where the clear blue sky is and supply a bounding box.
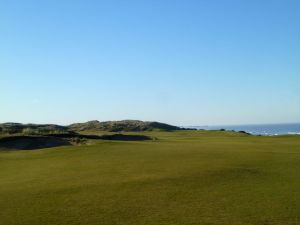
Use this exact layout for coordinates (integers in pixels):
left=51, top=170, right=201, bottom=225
left=1, top=0, right=299, bottom=126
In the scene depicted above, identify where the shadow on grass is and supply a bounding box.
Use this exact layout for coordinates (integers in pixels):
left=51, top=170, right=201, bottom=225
left=0, top=134, right=153, bottom=150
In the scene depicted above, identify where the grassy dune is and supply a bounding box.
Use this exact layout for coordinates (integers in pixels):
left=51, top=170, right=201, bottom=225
left=0, top=131, right=300, bottom=225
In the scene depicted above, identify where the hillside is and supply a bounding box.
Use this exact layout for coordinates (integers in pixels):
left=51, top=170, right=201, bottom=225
left=68, top=120, right=183, bottom=132
left=0, top=120, right=184, bottom=134
left=0, top=122, right=68, bottom=134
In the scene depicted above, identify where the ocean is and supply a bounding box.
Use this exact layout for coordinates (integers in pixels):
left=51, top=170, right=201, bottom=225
left=188, top=123, right=300, bottom=136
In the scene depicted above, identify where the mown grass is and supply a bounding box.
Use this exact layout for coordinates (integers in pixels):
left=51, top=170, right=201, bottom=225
left=0, top=131, right=300, bottom=225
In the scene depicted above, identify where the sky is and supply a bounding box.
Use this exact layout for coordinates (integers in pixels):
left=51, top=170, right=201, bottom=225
left=1, top=0, right=300, bottom=126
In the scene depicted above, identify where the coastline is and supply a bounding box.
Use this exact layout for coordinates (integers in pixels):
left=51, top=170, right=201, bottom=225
left=185, top=123, right=300, bottom=136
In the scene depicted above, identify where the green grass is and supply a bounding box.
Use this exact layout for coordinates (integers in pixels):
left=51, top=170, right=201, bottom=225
left=1, top=131, right=300, bottom=225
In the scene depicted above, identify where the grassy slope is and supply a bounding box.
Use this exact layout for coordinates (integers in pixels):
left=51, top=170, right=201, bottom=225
left=0, top=131, right=300, bottom=225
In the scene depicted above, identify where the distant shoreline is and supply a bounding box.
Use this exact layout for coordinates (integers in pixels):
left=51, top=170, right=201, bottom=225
left=184, top=123, right=300, bottom=136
